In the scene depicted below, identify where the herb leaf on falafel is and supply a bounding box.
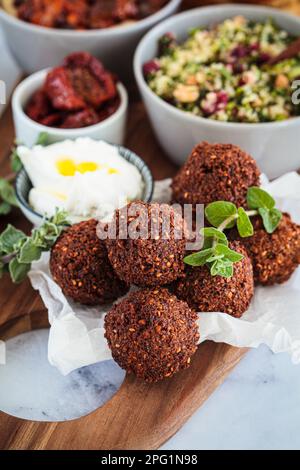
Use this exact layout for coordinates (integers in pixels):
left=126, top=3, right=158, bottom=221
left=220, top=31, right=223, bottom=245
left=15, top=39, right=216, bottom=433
left=247, top=186, right=276, bottom=211
left=258, top=207, right=282, bottom=234
left=205, top=201, right=238, bottom=229
left=185, top=187, right=282, bottom=278
left=237, top=207, right=254, bottom=238
left=247, top=186, right=283, bottom=233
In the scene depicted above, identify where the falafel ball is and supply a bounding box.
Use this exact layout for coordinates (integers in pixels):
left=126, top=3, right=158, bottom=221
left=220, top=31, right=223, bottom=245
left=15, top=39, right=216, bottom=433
left=172, top=241, right=254, bottom=318
left=172, top=142, right=260, bottom=208
left=50, top=219, right=129, bottom=305
left=230, top=213, right=300, bottom=286
left=104, top=288, right=199, bottom=382
left=105, top=202, right=187, bottom=287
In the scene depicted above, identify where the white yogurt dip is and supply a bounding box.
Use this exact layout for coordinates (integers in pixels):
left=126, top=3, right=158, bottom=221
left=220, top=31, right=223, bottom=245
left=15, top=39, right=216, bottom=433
left=18, top=138, right=144, bottom=222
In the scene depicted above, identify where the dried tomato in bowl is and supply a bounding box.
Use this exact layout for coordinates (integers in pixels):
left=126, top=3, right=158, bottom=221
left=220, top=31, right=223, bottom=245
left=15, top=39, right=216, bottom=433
left=25, top=52, right=121, bottom=129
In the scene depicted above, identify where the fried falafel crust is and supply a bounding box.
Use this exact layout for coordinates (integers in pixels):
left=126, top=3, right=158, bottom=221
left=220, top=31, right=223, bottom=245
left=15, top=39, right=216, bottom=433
left=105, top=288, right=200, bottom=382
left=105, top=202, right=187, bottom=287
left=50, top=219, right=128, bottom=305
left=172, top=142, right=260, bottom=209
left=172, top=241, right=254, bottom=318
left=230, top=213, right=300, bottom=286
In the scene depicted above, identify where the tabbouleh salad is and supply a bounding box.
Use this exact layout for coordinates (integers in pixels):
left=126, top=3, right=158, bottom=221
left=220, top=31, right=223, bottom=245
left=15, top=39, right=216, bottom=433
left=143, top=16, right=300, bottom=123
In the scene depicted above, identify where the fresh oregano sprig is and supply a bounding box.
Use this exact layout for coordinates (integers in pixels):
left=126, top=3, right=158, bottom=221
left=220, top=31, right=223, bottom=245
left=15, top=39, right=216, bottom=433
left=0, top=209, right=70, bottom=283
left=184, top=227, right=244, bottom=278
left=184, top=186, right=282, bottom=278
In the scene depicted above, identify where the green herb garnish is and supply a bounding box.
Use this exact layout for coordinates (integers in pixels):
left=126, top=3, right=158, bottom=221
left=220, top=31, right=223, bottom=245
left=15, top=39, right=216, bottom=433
left=184, top=187, right=282, bottom=278
left=0, top=210, right=70, bottom=283
left=0, top=176, right=18, bottom=215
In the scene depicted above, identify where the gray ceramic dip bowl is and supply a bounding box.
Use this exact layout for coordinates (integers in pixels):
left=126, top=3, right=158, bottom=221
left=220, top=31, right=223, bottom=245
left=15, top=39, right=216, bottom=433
left=16, top=143, right=154, bottom=226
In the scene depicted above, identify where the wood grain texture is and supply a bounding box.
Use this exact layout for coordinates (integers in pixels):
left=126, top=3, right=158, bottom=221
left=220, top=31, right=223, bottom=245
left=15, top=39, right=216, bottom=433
left=0, top=99, right=248, bottom=450
left=0, top=339, right=247, bottom=450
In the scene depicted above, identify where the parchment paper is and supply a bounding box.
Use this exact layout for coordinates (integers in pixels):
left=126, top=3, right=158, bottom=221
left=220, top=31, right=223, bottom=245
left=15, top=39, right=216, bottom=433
left=29, top=173, right=300, bottom=375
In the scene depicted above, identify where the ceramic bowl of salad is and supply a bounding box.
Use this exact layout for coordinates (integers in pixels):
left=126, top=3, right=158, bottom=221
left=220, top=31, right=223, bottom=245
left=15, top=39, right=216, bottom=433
left=0, top=0, right=181, bottom=81
left=12, top=53, right=129, bottom=147
left=134, top=4, right=300, bottom=179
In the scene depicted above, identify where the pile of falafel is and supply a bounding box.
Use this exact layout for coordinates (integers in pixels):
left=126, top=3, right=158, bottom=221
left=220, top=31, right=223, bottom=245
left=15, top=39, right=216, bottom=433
left=50, top=142, right=300, bottom=383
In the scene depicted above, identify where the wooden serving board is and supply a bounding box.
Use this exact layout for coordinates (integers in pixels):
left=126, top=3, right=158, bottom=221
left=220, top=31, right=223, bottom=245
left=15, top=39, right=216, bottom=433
left=3, top=0, right=299, bottom=450
left=0, top=95, right=248, bottom=450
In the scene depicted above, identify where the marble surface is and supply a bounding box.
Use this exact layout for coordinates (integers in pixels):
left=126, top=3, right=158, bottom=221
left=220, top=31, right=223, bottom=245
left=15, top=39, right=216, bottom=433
left=0, top=329, right=300, bottom=449
left=164, top=344, right=300, bottom=450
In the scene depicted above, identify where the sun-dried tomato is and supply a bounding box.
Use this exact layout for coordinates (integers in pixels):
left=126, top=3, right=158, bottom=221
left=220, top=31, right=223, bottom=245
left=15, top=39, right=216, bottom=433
left=60, top=108, right=99, bottom=128
left=15, top=0, right=88, bottom=29
left=39, top=112, right=65, bottom=127
left=14, top=1, right=169, bottom=30
left=97, top=96, right=121, bottom=122
left=44, top=66, right=87, bottom=111
left=63, top=52, right=117, bottom=106
left=25, top=52, right=120, bottom=129
left=25, top=89, right=53, bottom=122
left=89, top=1, right=137, bottom=28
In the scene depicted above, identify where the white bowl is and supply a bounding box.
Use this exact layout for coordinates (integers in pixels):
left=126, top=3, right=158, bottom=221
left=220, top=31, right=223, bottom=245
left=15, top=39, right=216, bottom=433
left=12, top=69, right=128, bottom=147
left=0, top=0, right=181, bottom=81
left=134, top=4, right=300, bottom=179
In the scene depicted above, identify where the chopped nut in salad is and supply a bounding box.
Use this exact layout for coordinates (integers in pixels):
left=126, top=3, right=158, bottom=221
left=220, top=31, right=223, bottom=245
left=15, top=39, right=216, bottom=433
left=143, top=17, right=300, bottom=123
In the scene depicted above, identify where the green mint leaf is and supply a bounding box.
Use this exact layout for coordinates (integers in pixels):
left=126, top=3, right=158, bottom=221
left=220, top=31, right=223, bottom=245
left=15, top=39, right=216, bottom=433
left=247, top=187, right=275, bottom=210
left=9, top=258, right=31, bottom=283
left=237, top=207, right=254, bottom=238
left=214, top=243, right=244, bottom=263
left=210, top=259, right=234, bottom=278
left=206, top=254, right=225, bottom=263
left=0, top=178, right=18, bottom=207
left=258, top=207, right=282, bottom=234
left=0, top=201, right=12, bottom=215
left=0, top=225, right=26, bottom=254
left=205, top=201, right=237, bottom=229
left=36, top=132, right=49, bottom=146
left=11, top=148, right=23, bottom=173
left=184, top=248, right=214, bottom=266
left=18, top=239, right=43, bottom=264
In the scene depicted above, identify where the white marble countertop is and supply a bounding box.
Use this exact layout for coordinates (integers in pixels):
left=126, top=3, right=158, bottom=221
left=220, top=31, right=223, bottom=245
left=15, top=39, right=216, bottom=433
left=165, top=344, right=300, bottom=450
left=1, top=328, right=300, bottom=450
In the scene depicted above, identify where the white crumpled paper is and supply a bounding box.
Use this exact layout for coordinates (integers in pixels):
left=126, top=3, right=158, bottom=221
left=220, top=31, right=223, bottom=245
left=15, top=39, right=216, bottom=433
left=29, top=173, right=300, bottom=375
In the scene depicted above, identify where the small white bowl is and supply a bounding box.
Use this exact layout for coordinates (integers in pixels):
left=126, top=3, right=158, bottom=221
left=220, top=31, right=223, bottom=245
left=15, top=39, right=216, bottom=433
left=0, top=0, right=181, bottom=81
left=12, top=69, right=128, bottom=147
left=134, top=4, right=300, bottom=179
